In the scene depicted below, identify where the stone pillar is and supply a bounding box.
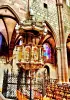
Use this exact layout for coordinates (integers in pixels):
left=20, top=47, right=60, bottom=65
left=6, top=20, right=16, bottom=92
left=56, top=47, right=62, bottom=83
left=56, top=0, right=69, bottom=82
left=13, top=46, right=18, bottom=74
left=62, top=43, right=69, bottom=82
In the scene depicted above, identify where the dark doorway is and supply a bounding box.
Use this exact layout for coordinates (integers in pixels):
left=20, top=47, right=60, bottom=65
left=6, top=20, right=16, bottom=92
left=44, top=65, right=50, bottom=79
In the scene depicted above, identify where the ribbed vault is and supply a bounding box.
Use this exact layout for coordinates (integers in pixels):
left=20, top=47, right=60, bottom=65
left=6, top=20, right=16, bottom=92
left=0, top=5, right=19, bottom=57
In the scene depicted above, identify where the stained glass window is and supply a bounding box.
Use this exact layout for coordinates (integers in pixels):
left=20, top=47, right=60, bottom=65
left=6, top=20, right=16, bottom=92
left=0, top=32, right=8, bottom=56
left=43, top=43, right=51, bottom=62
left=0, top=34, right=2, bottom=49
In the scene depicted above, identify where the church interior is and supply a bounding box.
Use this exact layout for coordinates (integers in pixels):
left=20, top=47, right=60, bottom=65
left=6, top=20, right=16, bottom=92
left=0, top=0, right=70, bottom=100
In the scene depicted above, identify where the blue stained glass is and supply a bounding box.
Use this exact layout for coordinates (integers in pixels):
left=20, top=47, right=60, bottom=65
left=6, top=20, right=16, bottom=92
left=43, top=44, right=51, bottom=59
left=0, top=35, right=2, bottom=49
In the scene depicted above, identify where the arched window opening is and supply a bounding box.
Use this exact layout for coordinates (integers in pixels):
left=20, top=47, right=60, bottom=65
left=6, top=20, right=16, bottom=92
left=44, top=65, right=50, bottom=79
left=0, top=33, right=2, bottom=50
left=16, top=39, right=20, bottom=45
left=0, top=32, right=8, bottom=56
left=43, top=43, right=51, bottom=63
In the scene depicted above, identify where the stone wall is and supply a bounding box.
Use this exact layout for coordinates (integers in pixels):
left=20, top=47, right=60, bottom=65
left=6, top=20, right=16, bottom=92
left=31, top=0, right=70, bottom=39
left=63, top=1, right=70, bottom=41
left=31, top=0, right=58, bottom=33
left=0, top=0, right=70, bottom=36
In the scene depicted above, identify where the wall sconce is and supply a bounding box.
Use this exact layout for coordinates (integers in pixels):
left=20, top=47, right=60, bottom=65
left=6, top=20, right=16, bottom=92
left=43, top=28, right=48, bottom=35
left=43, top=22, right=48, bottom=35
left=15, top=23, right=20, bottom=30
left=44, top=27, right=48, bottom=33
left=29, top=8, right=34, bottom=16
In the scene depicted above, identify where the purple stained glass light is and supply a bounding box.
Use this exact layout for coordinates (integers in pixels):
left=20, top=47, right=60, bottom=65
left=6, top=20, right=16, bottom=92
left=0, top=34, right=2, bottom=49
left=43, top=44, right=51, bottom=60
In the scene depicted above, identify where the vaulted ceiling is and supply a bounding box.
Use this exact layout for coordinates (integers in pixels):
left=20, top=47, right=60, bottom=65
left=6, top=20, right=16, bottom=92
left=0, top=5, right=19, bottom=57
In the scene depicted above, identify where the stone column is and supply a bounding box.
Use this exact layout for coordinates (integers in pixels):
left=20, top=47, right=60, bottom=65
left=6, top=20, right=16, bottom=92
left=13, top=46, right=18, bottom=74
left=56, top=47, right=62, bottom=83
left=56, top=0, right=69, bottom=82
left=62, top=43, right=69, bottom=82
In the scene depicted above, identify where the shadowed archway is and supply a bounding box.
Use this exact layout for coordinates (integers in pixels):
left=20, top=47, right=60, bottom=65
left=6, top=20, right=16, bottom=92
left=44, top=65, right=50, bottom=79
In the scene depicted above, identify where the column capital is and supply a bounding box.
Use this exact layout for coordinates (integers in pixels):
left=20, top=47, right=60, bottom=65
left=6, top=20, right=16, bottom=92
left=56, top=46, right=61, bottom=50
left=56, top=3, right=63, bottom=7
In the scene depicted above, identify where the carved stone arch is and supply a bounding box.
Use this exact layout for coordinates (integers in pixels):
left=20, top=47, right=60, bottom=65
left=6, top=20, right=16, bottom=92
left=0, top=32, right=8, bottom=56
left=45, top=20, right=57, bottom=46
left=44, top=65, right=50, bottom=79
left=0, top=5, right=20, bottom=57
left=0, top=5, right=20, bottom=22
